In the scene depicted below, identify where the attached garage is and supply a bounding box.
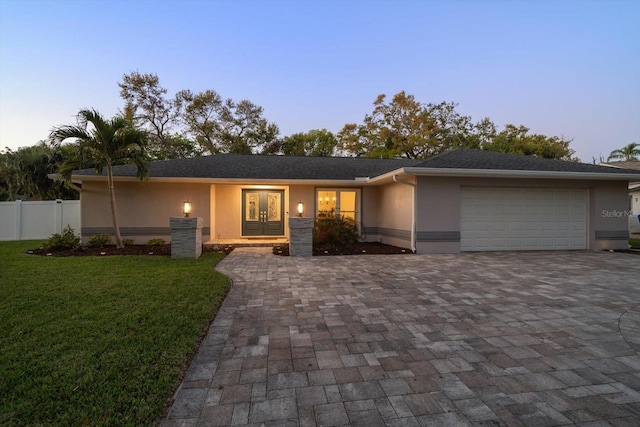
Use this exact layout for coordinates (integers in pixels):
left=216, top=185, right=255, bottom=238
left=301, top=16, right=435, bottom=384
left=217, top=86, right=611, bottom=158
left=460, top=187, right=587, bottom=251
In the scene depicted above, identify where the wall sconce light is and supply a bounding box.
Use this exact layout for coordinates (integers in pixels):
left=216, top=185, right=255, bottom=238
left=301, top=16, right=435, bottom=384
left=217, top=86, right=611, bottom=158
left=183, top=201, right=192, bottom=217
left=297, top=201, right=304, bottom=217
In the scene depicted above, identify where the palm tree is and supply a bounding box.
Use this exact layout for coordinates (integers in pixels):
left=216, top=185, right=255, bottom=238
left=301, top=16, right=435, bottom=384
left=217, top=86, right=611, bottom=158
left=50, top=109, right=149, bottom=248
left=608, top=142, right=640, bottom=161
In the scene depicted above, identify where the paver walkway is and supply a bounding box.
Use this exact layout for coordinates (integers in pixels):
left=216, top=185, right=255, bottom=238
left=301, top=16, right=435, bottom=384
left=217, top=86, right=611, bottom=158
left=162, top=248, right=640, bottom=426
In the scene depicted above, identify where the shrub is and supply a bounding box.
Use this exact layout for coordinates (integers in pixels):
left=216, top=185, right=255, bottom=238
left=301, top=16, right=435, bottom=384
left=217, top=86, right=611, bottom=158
left=42, top=226, right=81, bottom=251
left=87, top=234, right=113, bottom=247
left=147, top=238, right=166, bottom=246
left=122, top=238, right=135, bottom=246
left=313, top=214, right=359, bottom=247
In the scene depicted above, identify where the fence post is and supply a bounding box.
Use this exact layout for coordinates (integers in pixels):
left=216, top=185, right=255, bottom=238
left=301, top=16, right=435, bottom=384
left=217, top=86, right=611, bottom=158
left=15, top=200, right=22, bottom=240
left=55, top=199, right=63, bottom=233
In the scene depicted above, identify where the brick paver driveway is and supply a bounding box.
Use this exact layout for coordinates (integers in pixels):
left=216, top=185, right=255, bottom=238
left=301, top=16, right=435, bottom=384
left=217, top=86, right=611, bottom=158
left=162, top=249, right=640, bottom=426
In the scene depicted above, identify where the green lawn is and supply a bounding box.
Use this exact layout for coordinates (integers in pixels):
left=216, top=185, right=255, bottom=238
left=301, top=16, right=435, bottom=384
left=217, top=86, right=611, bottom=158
left=631, top=238, right=640, bottom=249
left=0, top=241, right=230, bottom=426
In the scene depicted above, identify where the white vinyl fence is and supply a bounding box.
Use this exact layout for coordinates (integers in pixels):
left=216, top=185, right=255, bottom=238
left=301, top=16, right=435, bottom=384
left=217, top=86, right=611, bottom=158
left=0, top=200, right=81, bottom=241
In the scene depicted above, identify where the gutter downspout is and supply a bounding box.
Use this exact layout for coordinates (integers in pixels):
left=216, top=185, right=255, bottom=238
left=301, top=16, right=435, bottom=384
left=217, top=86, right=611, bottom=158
left=393, top=175, right=416, bottom=253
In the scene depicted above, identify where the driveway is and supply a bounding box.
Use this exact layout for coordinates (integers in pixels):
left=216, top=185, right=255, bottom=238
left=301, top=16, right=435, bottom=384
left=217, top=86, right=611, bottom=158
left=162, top=249, right=640, bottom=426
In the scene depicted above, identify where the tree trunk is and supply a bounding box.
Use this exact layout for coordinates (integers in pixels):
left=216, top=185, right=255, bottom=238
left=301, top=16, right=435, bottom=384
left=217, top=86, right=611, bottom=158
left=107, top=165, right=124, bottom=248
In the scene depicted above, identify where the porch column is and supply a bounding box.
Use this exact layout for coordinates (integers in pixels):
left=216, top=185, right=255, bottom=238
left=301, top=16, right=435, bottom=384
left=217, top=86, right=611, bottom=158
left=170, top=217, right=203, bottom=259
left=289, top=217, right=313, bottom=257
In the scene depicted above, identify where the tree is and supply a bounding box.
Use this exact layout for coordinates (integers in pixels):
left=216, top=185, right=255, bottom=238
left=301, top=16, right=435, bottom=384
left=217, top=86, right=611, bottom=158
left=177, top=89, right=224, bottom=154
left=278, top=129, right=338, bottom=156
left=50, top=109, right=149, bottom=248
left=177, top=90, right=280, bottom=155
left=119, top=72, right=189, bottom=159
left=339, top=91, right=577, bottom=161
left=217, top=99, right=280, bottom=154
left=337, top=92, right=483, bottom=159
left=608, top=143, right=640, bottom=161
left=482, top=124, right=577, bottom=160
left=119, top=72, right=280, bottom=157
left=0, top=143, right=77, bottom=201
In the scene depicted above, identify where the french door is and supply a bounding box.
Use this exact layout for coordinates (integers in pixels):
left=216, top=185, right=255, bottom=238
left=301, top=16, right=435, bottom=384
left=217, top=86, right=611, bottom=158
left=242, top=190, right=285, bottom=236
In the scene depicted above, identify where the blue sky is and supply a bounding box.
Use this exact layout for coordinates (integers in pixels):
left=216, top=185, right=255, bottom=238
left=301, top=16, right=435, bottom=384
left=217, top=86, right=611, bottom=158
left=1, top=0, right=638, bottom=162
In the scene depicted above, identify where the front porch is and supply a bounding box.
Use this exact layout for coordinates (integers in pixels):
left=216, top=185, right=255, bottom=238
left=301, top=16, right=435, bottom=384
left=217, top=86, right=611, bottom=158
left=204, top=237, right=289, bottom=247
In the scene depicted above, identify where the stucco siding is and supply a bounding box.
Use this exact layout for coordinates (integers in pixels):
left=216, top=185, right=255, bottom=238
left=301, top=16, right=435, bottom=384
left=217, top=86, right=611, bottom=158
left=289, top=184, right=314, bottom=221
left=371, top=181, right=413, bottom=249
left=590, top=182, right=631, bottom=250
left=81, top=181, right=210, bottom=244
left=415, top=177, right=461, bottom=253
left=414, top=176, right=631, bottom=253
left=212, top=184, right=290, bottom=240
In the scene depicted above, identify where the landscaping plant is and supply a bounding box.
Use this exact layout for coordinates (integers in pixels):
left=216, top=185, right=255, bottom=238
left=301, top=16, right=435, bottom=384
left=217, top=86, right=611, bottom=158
left=313, top=213, right=359, bottom=247
left=87, top=233, right=113, bottom=247
left=41, top=225, right=81, bottom=251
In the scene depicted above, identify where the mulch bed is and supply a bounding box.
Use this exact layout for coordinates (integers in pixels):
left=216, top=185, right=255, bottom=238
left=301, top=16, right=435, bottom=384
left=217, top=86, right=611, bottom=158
left=273, top=242, right=412, bottom=256
left=27, top=239, right=639, bottom=257
left=27, top=244, right=234, bottom=257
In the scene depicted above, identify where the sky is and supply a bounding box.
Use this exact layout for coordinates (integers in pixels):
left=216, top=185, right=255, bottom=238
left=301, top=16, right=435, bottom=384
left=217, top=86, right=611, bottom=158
left=0, top=0, right=638, bottom=163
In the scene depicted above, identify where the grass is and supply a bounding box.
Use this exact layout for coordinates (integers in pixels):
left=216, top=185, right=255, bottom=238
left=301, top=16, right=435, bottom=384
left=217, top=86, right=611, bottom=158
left=0, top=241, right=230, bottom=426
left=630, top=238, right=640, bottom=249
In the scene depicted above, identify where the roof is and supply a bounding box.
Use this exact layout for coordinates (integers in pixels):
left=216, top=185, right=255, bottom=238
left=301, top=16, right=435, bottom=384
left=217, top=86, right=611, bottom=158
left=71, top=149, right=640, bottom=182
left=600, top=161, right=640, bottom=171
left=73, top=154, right=419, bottom=181
left=413, top=149, right=640, bottom=175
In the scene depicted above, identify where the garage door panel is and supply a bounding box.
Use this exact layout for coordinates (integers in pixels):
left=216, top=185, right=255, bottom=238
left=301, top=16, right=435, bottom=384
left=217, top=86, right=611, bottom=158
left=461, top=187, right=587, bottom=251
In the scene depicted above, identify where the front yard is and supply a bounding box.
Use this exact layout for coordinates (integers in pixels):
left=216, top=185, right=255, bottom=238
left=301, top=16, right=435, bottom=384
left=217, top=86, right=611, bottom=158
left=0, top=241, right=230, bottom=426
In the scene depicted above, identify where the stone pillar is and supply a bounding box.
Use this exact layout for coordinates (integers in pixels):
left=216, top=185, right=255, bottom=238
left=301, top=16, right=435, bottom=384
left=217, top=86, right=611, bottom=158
left=170, top=217, right=203, bottom=259
left=289, top=217, right=314, bottom=257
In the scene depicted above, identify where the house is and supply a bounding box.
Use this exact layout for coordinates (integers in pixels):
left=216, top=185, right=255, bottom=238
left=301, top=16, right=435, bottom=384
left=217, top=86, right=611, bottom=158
left=70, top=149, right=640, bottom=253
left=600, top=161, right=640, bottom=233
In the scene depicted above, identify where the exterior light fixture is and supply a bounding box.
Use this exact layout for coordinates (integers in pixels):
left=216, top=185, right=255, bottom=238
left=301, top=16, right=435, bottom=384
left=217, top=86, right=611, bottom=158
left=183, top=201, right=192, bottom=217
left=297, top=201, right=304, bottom=217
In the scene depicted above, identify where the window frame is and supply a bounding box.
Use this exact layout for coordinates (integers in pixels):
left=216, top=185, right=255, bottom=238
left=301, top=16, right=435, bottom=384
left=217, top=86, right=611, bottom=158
left=315, top=188, right=362, bottom=226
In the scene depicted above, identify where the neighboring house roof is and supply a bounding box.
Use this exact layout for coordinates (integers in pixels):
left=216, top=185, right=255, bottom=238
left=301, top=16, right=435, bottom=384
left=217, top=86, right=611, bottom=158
left=70, top=149, right=640, bottom=183
left=599, top=161, right=640, bottom=170
left=599, top=161, right=640, bottom=190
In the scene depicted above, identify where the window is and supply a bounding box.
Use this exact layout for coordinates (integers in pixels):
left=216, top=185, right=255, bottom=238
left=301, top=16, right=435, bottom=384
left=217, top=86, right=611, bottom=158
left=316, top=189, right=360, bottom=222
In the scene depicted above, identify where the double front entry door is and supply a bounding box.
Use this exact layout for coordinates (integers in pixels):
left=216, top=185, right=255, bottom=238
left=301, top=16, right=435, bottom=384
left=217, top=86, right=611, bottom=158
left=242, top=190, right=285, bottom=236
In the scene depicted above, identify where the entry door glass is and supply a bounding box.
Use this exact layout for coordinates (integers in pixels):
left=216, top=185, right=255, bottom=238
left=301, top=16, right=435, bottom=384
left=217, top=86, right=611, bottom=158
left=242, top=190, right=284, bottom=236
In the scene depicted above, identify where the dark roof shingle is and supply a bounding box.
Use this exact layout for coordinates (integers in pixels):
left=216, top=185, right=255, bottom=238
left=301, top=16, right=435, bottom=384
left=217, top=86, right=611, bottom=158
left=73, top=149, right=640, bottom=180
left=73, top=154, right=420, bottom=180
left=414, top=149, right=640, bottom=175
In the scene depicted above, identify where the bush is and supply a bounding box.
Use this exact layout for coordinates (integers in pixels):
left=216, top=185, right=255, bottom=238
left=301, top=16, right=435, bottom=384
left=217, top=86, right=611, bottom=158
left=122, top=238, right=135, bottom=246
left=87, top=234, right=113, bottom=247
left=313, top=214, right=359, bottom=247
left=42, top=226, right=81, bottom=251
left=147, top=238, right=166, bottom=246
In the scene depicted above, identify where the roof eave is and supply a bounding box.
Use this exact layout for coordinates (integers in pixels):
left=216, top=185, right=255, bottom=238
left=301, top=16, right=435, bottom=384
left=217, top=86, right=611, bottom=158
left=70, top=175, right=367, bottom=186
left=400, top=167, right=640, bottom=181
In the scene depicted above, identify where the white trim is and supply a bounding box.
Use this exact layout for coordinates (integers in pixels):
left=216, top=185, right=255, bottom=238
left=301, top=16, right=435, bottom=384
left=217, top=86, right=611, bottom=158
left=392, top=175, right=416, bottom=253
left=69, top=175, right=364, bottom=186
left=67, top=167, right=640, bottom=185
left=315, top=187, right=362, bottom=227
left=369, top=167, right=640, bottom=183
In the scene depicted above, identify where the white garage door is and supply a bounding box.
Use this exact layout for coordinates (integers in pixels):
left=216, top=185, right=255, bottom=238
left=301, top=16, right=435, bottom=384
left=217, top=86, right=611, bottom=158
left=461, top=187, right=587, bottom=251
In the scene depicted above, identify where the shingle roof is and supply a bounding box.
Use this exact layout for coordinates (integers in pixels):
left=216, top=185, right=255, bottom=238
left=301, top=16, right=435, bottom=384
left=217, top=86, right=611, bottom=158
left=73, top=154, right=420, bottom=180
left=413, top=149, right=640, bottom=175
left=600, top=161, right=640, bottom=171
left=72, top=149, right=640, bottom=181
